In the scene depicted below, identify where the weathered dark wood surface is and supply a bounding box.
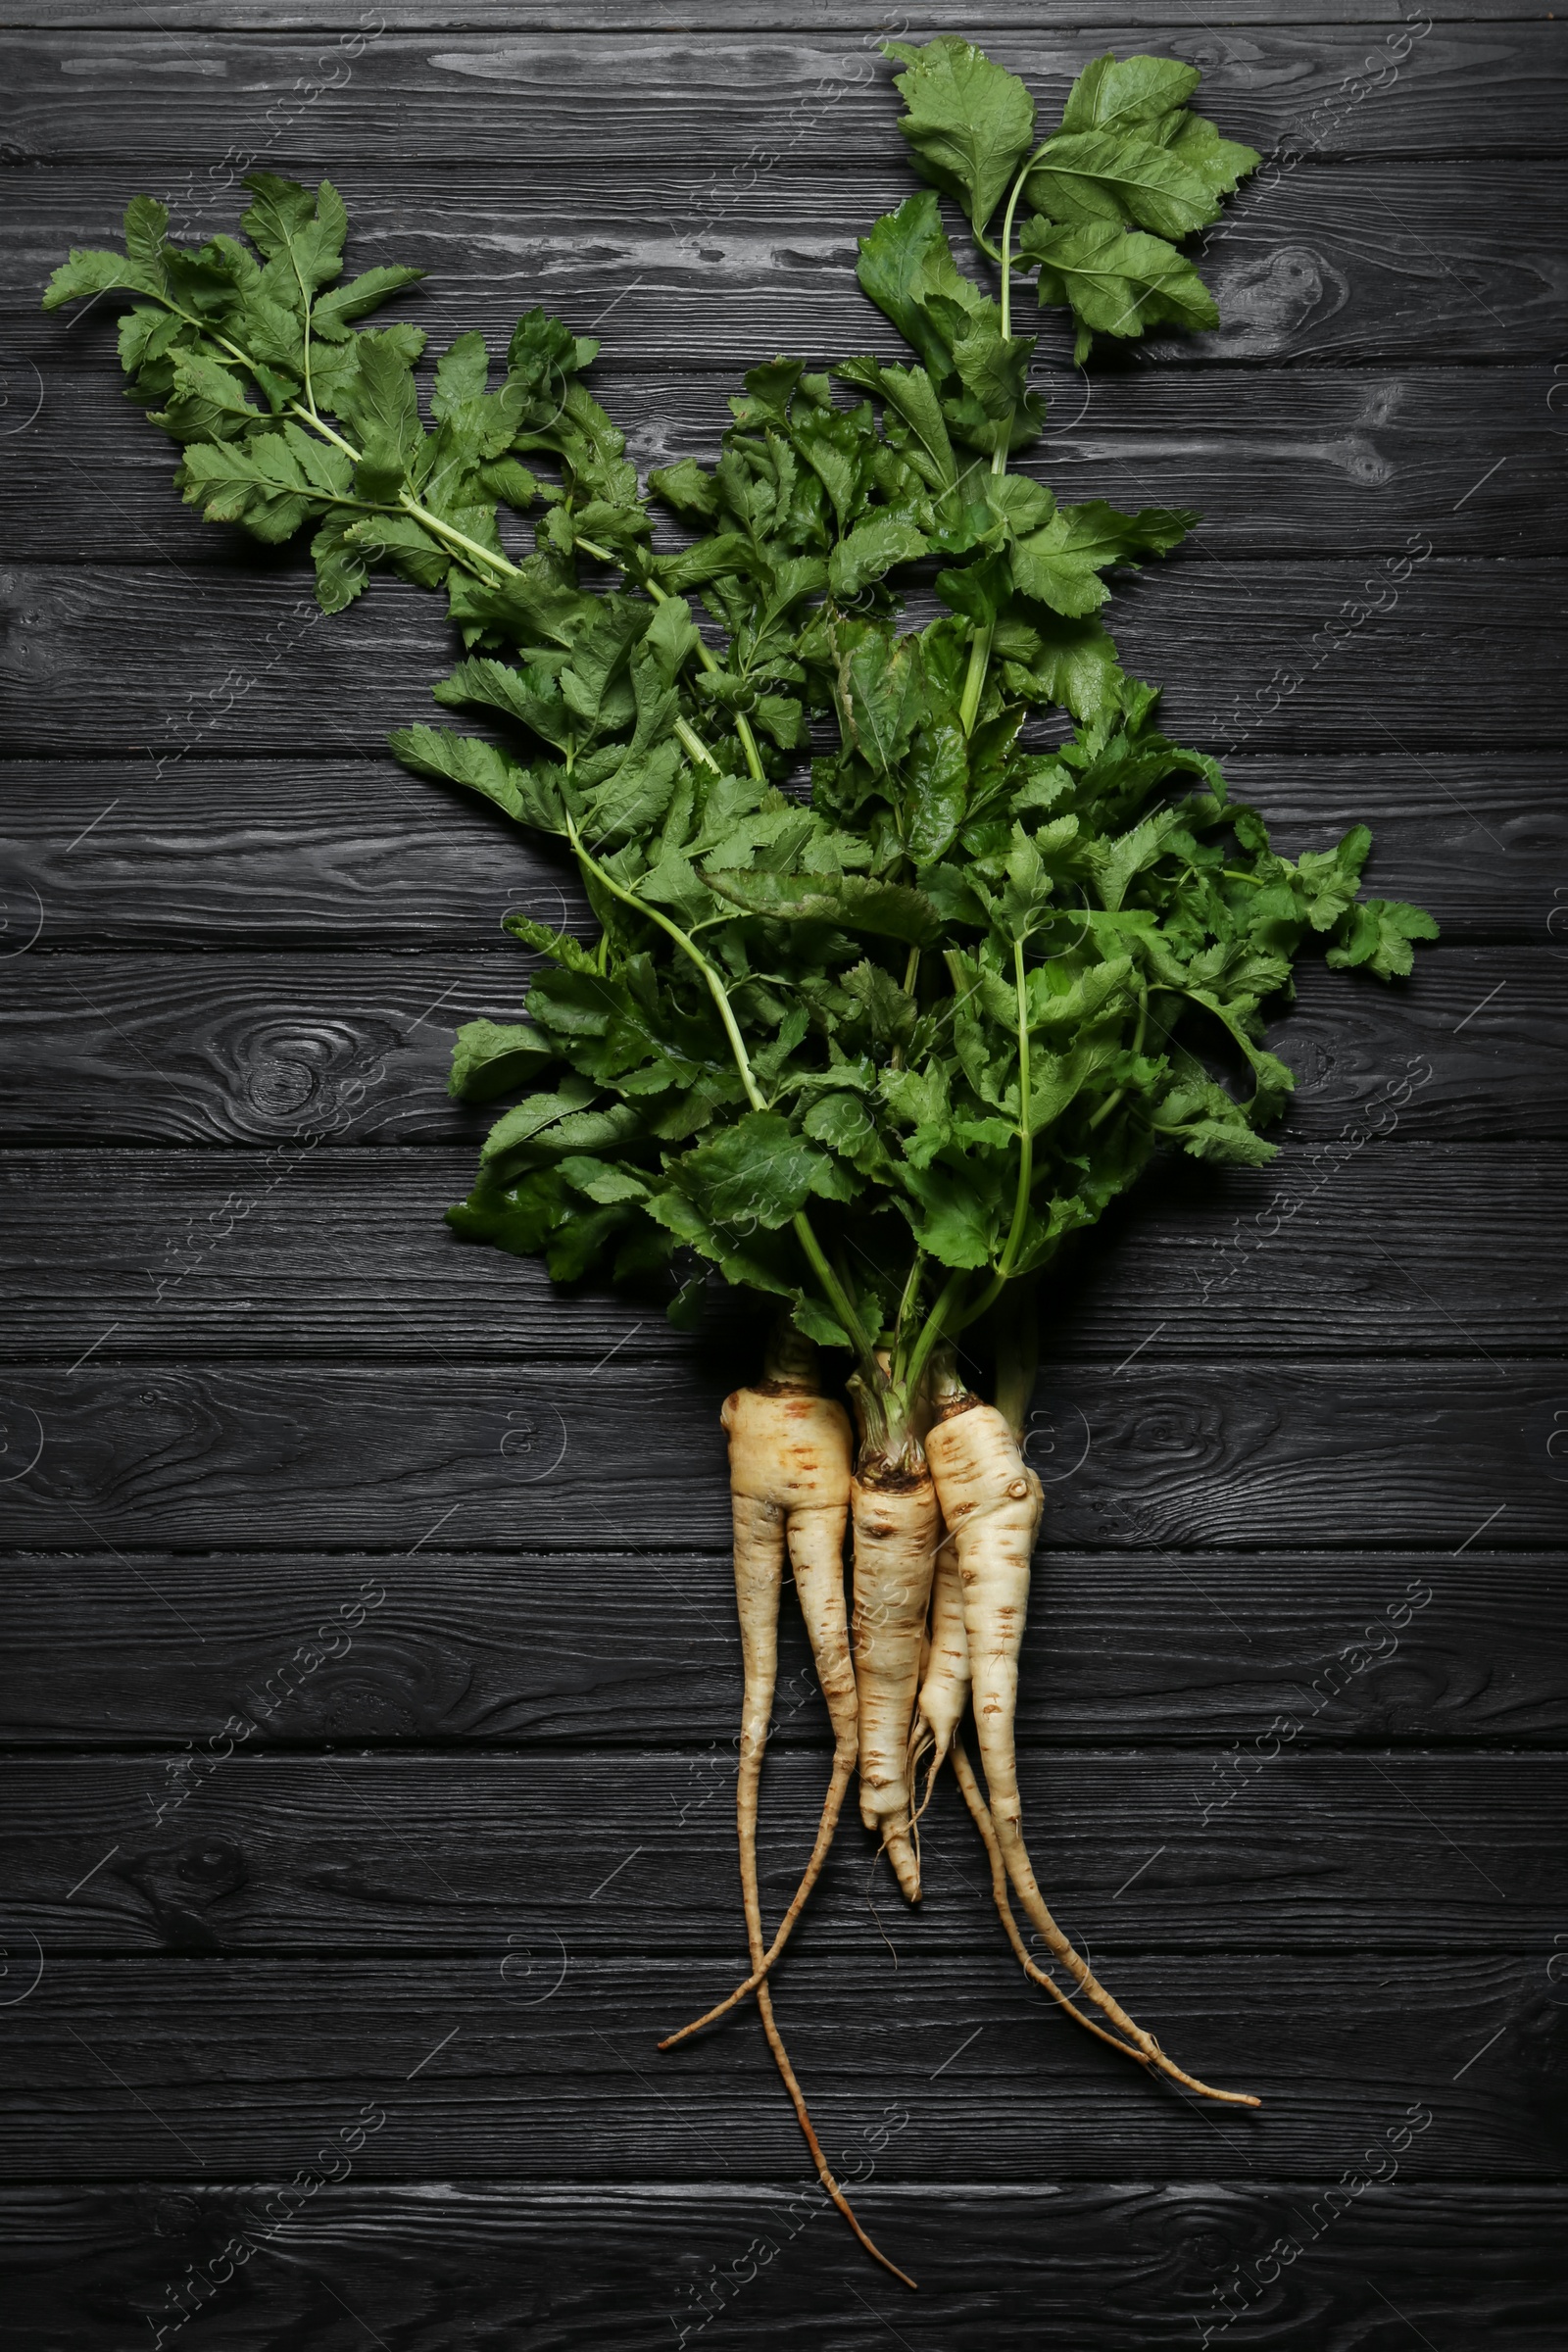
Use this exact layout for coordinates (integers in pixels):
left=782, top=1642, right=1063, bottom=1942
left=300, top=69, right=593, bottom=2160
left=2, top=2, right=1564, bottom=2342
left=4, top=1143, right=1561, bottom=1355
left=8, top=24, right=1568, bottom=159
left=4, top=562, right=1564, bottom=756
left=7, top=2184, right=1563, bottom=2352
left=15, top=365, right=1568, bottom=563
left=8, top=1545, right=1564, bottom=1743
left=3, top=755, right=1559, bottom=941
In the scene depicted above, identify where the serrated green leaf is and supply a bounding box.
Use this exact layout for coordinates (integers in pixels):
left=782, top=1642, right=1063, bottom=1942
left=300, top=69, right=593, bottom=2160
left=1011, top=500, right=1195, bottom=617
left=1165, top=110, right=1261, bottom=201
left=1000, top=612, right=1124, bottom=721
left=42, top=246, right=162, bottom=314
left=501, top=912, right=602, bottom=973
left=829, top=512, right=930, bottom=599
left=1059, top=53, right=1200, bottom=136
left=673, top=1109, right=827, bottom=1231
left=312, top=264, right=424, bottom=339
left=1025, top=128, right=1220, bottom=240
left=1018, top=215, right=1219, bottom=349
left=449, top=1018, right=557, bottom=1100
left=856, top=192, right=985, bottom=380
left=886, top=35, right=1038, bottom=237
left=173, top=433, right=316, bottom=542
left=1326, top=897, right=1441, bottom=979
left=705, top=868, right=941, bottom=947
left=836, top=356, right=957, bottom=490
left=388, top=723, right=566, bottom=831
left=310, top=514, right=368, bottom=612
left=900, top=1160, right=1002, bottom=1270
left=834, top=620, right=922, bottom=777
left=650, top=457, right=719, bottom=520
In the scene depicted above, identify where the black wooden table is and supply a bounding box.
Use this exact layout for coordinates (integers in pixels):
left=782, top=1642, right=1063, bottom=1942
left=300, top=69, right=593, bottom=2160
left=2, top=4, right=1565, bottom=2344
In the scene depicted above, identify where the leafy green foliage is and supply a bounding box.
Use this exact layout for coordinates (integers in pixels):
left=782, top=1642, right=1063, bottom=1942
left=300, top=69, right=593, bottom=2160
left=1015, top=50, right=1259, bottom=363
left=886, top=35, right=1038, bottom=240
left=46, top=47, right=1430, bottom=1392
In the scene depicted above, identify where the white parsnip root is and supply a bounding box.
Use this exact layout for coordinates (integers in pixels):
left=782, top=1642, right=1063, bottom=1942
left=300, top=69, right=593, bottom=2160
left=850, top=1460, right=941, bottom=1901
left=907, top=1525, right=966, bottom=1827
left=925, top=1385, right=1259, bottom=2111
left=660, top=1337, right=916, bottom=2288
left=950, top=1732, right=1153, bottom=2068
left=662, top=1355, right=858, bottom=2045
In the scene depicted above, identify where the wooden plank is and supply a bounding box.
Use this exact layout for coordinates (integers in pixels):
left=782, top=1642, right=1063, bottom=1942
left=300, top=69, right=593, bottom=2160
left=6, top=1744, right=1556, bottom=1967
left=0, top=1946, right=1553, bottom=2177
left=4, top=1544, right=1561, bottom=1747
left=0, top=1349, right=1557, bottom=1548
left=4, top=2180, right=1564, bottom=2352
left=1, top=752, right=1553, bottom=948
left=0, top=949, right=1553, bottom=1147
left=3, top=1, right=1550, bottom=28
left=3, top=0, right=1562, bottom=2328
left=0, top=561, right=1561, bottom=760
left=9, top=163, right=1568, bottom=367
left=0, top=1143, right=1560, bottom=1362
left=9, top=25, right=1568, bottom=167
left=12, top=363, right=1563, bottom=566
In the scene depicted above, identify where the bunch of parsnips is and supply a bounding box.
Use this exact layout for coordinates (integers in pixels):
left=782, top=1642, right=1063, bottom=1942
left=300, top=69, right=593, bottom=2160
left=47, top=38, right=1436, bottom=2282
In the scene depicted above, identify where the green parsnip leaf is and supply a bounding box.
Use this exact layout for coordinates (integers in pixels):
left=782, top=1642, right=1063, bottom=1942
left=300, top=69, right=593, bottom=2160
left=886, top=37, right=1038, bottom=239
left=44, top=57, right=1431, bottom=1380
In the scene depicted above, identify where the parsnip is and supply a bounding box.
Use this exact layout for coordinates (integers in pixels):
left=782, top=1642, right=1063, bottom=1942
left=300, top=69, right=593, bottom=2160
left=848, top=1420, right=942, bottom=1901
left=906, top=1525, right=966, bottom=1823
left=661, top=1335, right=912, bottom=2282
left=926, top=1382, right=1259, bottom=2110
left=662, top=1337, right=858, bottom=2043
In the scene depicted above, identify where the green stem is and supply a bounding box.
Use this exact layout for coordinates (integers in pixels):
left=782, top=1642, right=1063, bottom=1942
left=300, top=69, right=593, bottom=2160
left=953, top=939, right=1034, bottom=1332
left=993, top=1277, right=1040, bottom=1443
left=576, top=535, right=766, bottom=785
left=957, top=619, right=995, bottom=738
left=956, top=145, right=1054, bottom=739
left=673, top=714, right=721, bottom=775
left=564, top=808, right=762, bottom=1107
left=793, top=1219, right=876, bottom=1371
left=1086, top=984, right=1150, bottom=1135
left=396, top=493, right=520, bottom=579
left=906, top=1268, right=969, bottom=1402
left=561, top=808, right=872, bottom=1364
left=1005, top=937, right=1034, bottom=1255
left=889, top=1250, right=927, bottom=1388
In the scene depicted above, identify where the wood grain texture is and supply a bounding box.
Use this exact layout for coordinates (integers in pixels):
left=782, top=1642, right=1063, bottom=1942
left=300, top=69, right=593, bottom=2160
left=2, top=750, right=1558, bottom=945
left=0, top=1354, right=1559, bottom=1550
left=5, top=2181, right=1565, bottom=2352
left=1, top=1949, right=1562, bottom=2180
left=5, top=1544, right=1562, bottom=1746
left=0, top=1143, right=1561, bottom=1361
left=6, top=0, right=1550, bottom=23
left=10, top=364, right=1566, bottom=566
left=2, top=1745, right=1557, bottom=1950
left=9, top=24, right=1568, bottom=165
left=10, top=164, right=1568, bottom=367
left=1, top=562, right=1562, bottom=760
left=0, top=949, right=1553, bottom=1146
left=3, top=0, right=1564, bottom=2325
